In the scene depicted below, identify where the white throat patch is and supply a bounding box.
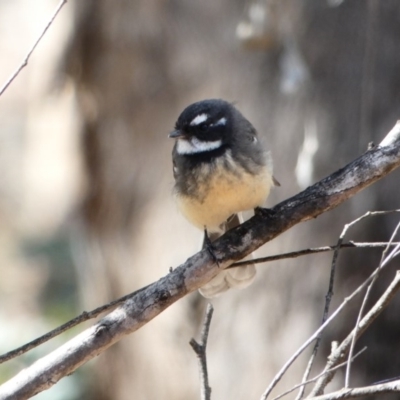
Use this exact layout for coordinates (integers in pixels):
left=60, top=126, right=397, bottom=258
left=176, top=137, right=222, bottom=155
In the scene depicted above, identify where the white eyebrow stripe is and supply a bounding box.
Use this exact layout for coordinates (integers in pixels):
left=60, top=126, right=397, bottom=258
left=214, top=117, right=227, bottom=126
left=176, top=137, right=222, bottom=154
left=190, top=113, right=209, bottom=126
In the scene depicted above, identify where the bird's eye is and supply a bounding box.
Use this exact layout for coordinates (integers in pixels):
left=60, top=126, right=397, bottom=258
left=198, top=123, right=208, bottom=132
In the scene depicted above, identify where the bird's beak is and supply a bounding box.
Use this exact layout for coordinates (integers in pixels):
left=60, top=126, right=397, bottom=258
left=168, top=129, right=186, bottom=139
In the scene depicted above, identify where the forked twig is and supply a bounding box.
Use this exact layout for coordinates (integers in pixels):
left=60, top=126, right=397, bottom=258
left=309, top=270, right=400, bottom=397
left=296, top=210, right=400, bottom=400
left=260, top=277, right=366, bottom=400
left=273, top=347, right=367, bottom=400
left=345, top=221, right=400, bottom=388
left=261, top=226, right=400, bottom=400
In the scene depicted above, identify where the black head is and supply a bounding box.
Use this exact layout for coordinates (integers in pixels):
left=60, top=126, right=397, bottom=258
left=170, top=99, right=234, bottom=145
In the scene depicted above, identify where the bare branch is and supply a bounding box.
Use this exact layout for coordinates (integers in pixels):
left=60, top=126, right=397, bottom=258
left=1, top=240, right=398, bottom=365
left=260, top=268, right=372, bottom=400
left=296, top=211, right=400, bottom=400
left=273, top=348, right=367, bottom=400
left=309, top=270, right=400, bottom=397
left=231, top=241, right=400, bottom=268
left=0, top=0, right=68, bottom=97
left=296, top=215, right=361, bottom=399
left=0, top=285, right=150, bottom=365
left=308, top=379, right=400, bottom=400
left=345, top=221, right=400, bottom=387
left=261, top=242, right=400, bottom=400
left=0, top=122, right=400, bottom=399
left=190, top=304, right=214, bottom=400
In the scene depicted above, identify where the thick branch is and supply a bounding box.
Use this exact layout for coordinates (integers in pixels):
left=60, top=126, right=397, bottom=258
left=0, top=122, right=400, bottom=399
left=2, top=241, right=397, bottom=366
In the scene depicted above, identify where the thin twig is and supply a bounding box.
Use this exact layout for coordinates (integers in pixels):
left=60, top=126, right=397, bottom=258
left=308, top=378, right=400, bottom=400
left=260, top=270, right=370, bottom=400
left=0, top=284, right=150, bottom=364
left=358, top=0, right=379, bottom=148
left=273, top=347, right=367, bottom=400
left=345, top=220, right=400, bottom=388
left=309, top=270, right=400, bottom=397
left=260, top=241, right=400, bottom=400
left=190, top=304, right=214, bottom=400
left=231, top=240, right=400, bottom=268
left=296, top=211, right=398, bottom=400
left=0, top=0, right=68, bottom=97
left=295, top=221, right=347, bottom=400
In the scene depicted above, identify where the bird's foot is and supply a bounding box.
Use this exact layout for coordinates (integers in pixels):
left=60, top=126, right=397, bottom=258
left=203, top=228, right=220, bottom=266
left=254, top=207, right=276, bottom=218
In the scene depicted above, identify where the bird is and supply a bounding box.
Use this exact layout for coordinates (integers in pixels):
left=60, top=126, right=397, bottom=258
left=169, top=99, right=279, bottom=297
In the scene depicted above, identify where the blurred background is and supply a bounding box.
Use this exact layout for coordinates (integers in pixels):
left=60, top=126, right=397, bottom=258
left=0, top=0, right=400, bottom=399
